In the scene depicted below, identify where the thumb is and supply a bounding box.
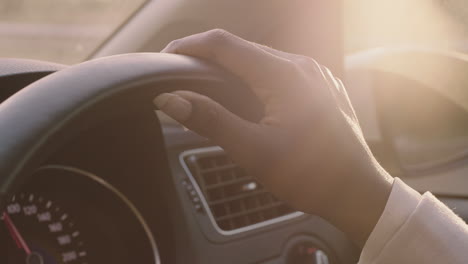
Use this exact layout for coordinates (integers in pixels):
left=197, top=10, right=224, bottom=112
left=153, top=90, right=262, bottom=154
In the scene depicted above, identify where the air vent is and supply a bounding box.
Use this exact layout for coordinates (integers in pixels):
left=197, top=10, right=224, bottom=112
left=181, top=147, right=302, bottom=234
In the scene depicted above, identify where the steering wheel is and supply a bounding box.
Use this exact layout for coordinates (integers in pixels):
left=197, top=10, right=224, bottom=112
left=0, top=53, right=262, bottom=210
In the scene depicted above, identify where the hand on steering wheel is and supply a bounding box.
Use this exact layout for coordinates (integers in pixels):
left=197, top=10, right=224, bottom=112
left=154, top=29, right=393, bottom=247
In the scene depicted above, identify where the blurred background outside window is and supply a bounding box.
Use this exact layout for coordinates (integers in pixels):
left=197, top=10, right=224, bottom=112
left=0, top=0, right=146, bottom=64
left=0, top=0, right=467, bottom=64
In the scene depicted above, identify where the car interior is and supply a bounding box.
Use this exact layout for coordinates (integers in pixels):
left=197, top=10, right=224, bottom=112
left=1, top=0, right=468, bottom=263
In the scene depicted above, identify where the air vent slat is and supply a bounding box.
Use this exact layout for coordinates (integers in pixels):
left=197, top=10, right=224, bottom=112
left=199, top=164, right=238, bottom=174
left=204, top=177, right=252, bottom=191
left=208, top=189, right=267, bottom=206
left=182, top=148, right=300, bottom=232
left=214, top=201, right=285, bottom=221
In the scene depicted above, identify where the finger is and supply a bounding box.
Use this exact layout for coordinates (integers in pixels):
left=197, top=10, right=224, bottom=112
left=335, top=77, right=359, bottom=122
left=319, top=65, right=358, bottom=122
left=161, top=29, right=300, bottom=104
left=320, top=65, right=341, bottom=93
left=253, top=43, right=344, bottom=106
left=153, top=91, right=265, bottom=162
left=252, top=44, right=323, bottom=76
left=253, top=43, right=308, bottom=62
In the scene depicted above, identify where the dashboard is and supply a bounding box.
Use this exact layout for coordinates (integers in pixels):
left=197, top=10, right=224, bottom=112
left=2, top=48, right=468, bottom=264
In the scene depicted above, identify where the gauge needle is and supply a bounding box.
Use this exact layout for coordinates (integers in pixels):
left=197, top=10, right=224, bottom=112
left=2, top=211, right=32, bottom=255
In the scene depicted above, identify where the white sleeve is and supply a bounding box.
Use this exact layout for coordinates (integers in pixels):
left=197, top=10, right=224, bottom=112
left=358, top=178, right=468, bottom=264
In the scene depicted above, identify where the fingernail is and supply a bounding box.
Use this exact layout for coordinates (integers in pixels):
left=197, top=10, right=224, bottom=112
left=153, top=93, right=192, bottom=121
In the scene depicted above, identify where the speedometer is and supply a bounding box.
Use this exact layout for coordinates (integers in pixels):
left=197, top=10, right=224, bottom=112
left=3, top=192, right=88, bottom=264
left=1, top=165, right=160, bottom=264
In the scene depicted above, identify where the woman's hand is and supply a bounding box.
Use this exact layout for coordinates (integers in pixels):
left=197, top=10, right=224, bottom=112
left=154, top=29, right=392, bottom=247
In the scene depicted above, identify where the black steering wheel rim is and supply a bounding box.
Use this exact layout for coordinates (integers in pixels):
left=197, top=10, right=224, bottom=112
left=0, top=52, right=262, bottom=207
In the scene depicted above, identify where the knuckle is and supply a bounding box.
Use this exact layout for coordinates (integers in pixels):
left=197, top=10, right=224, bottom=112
left=164, top=39, right=182, bottom=51
left=204, top=28, right=233, bottom=45
left=295, top=56, right=321, bottom=72
left=334, top=77, right=344, bottom=91
left=294, top=55, right=310, bottom=65
left=282, top=60, right=302, bottom=76
left=320, top=64, right=336, bottom=81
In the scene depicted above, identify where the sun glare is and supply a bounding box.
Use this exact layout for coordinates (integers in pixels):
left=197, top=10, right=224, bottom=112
left=345, top=0, right=464, bottom=53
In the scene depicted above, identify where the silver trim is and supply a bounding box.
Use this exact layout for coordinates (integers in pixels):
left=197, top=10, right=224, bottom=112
left=179, top=146, right=304, bottom=236
left=37, top=165, right=161, bottom=264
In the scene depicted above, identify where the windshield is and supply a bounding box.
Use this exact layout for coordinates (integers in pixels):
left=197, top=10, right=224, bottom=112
left=0, top=0, right=146, bottom=64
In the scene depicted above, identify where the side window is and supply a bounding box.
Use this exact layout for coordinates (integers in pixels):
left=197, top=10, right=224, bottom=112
left=0, top=0, right=146, bottom=64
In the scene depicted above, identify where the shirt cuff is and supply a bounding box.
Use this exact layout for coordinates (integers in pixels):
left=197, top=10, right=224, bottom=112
left=358, top=177, right=421, bottom=263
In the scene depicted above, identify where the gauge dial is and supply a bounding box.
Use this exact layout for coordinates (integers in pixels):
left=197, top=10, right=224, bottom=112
left=1, top=165, right=160, bottom=264
left=2, top=192, right=89, bottom=264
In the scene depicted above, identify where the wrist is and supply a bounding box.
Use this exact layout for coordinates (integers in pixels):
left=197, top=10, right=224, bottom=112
left=319, top=163, right=393, bottom=248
